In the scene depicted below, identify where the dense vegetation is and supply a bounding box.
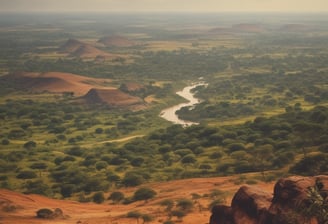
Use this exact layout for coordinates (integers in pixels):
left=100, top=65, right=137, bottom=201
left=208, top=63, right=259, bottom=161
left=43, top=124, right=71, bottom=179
left=0, top=13, right=327, bottom=200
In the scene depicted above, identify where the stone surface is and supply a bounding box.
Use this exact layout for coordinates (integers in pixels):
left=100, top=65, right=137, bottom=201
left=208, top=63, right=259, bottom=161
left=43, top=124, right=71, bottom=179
left=209, top=175, right=328, bottom=224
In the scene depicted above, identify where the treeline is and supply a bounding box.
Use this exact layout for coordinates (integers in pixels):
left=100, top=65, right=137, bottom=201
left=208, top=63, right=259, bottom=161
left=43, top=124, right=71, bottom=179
left=177, top=70, right=328, bottom=121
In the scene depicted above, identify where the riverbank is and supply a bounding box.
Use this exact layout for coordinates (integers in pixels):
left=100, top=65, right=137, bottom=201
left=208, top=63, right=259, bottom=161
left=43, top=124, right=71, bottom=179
left=160, top=82, right=206, bottom=126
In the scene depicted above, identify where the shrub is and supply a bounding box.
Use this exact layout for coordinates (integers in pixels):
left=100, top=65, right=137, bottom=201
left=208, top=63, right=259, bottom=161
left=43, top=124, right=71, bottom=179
left=163, top=221, right=175, bottom=224
left=126, top=210, right=142, bottom=222
left=95, top=161, right=108, bottom=170
left=93, top=192, right=105, bottom=204
left=108, top=191, right=125, bottom=203
left=16, top=170, right=37, bottom=180
left=60, top=184, right=76, bottom=198
left=23, top=141, right=37, bottom=150
left=122, top=173, right=145, bottom=187
left=36, top=208, right=54, bottom=219
left=159, top=199, right=174, bottom=212
left=133, top=187, right=157, bottom=202
left=176, top=198, right=193, bottom=212
left=142, top=214, right=154, bottom=223
left=181, top=154, right=197, bottom=165
left=1, top=139, right=10, bottom=145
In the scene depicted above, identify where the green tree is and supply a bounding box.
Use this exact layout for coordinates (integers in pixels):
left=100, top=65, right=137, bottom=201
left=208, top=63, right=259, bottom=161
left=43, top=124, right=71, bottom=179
left=133, top=187, right=157, bottom=202
left=30, top=162, right=47, bottom=177
left=127, top=210, right=142, bottom=224
left=122, top=173, right=145, bottom=187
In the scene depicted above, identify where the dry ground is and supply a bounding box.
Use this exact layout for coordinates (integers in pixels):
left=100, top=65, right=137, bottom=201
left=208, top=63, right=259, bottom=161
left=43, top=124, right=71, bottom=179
left=0, top=175, right=275, bottom=224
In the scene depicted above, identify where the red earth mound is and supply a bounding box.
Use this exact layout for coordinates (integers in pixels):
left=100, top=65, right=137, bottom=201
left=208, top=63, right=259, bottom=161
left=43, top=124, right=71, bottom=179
left=0, top=72, right=112, bottom=96
left=60, top=38, right=113, bottom=58
left=83, top=88, right=145, bottom=109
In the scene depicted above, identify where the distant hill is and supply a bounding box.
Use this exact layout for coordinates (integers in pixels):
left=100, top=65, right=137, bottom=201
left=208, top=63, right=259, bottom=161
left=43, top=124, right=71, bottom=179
left=83, top=88, right=145, bottom=110
left=279, top=24, right=313, bottom=32
left=210, top=24, right=266, bottom=34
left=98, top=35, right=136, bottom=47
left=59, top=38, right=113, bottom=58
left=231, top=23, right=266, bottom=33
left=0, top=72, right=112, bottom=96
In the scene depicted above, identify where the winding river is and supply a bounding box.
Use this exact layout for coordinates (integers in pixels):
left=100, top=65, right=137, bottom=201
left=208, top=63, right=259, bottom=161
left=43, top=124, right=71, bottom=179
left=160, top=82, right=206, bottom=126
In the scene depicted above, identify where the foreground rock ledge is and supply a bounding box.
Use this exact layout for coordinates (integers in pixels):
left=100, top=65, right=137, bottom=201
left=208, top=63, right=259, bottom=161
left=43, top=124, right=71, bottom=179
left=210, top=175, right=328, bottom=224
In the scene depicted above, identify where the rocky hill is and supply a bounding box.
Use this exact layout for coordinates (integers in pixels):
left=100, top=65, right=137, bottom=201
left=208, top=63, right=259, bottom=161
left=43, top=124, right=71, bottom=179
left=60, top=38, right=113, bottom=58
left=0, top=72, right=112, bottom=96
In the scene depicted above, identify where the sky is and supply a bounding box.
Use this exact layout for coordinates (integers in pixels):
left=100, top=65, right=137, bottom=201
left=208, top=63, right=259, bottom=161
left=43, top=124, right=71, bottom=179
left=0, top=0, right=328, bottom=13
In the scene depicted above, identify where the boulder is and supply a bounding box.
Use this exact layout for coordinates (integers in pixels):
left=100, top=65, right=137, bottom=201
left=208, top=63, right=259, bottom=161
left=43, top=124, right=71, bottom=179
left=231, top=185, right=272, bottom=224
left=210, top=205, right=234, bottom=224
left=209, top=175, right=328, bottom=224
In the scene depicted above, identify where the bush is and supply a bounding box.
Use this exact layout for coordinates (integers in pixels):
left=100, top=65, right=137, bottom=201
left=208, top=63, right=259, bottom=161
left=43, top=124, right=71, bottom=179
left=36, top=208, right=54, bottom=219
left=16, top=170, right=37, bottom=180
left=289, top=154, right=328, bottom=176
left=23, top=141, right=37, bottom=150
left=122, top=173, right=145, bottom=187
left=1, top=139, right=10, bottom=145
left=133, top=187, right=157, bottom=202
left=95, top=161, right=108, bottom=170
left=108, top=191, right=125, bottom=203
left=176, top=198, right=193, bottom=212
left=142, top=214, right=154, bottom=223
left=93, top=192, right=105, bottom=204
left=163, top=221, right=175, bottom=224
left=60, top=184, right=76, bottom=198
left=126, top=210, right=142, bottom=221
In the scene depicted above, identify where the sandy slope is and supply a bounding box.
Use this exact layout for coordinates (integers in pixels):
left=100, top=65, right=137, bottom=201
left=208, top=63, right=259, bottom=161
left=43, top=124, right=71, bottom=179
left=0, top=176, right=274, bottom=224
left=1, top=72, right=113, bottom=96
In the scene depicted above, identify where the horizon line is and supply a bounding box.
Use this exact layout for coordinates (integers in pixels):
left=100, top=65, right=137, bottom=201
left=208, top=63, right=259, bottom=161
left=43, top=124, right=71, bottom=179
left=0, top=10, right=328, bottom=14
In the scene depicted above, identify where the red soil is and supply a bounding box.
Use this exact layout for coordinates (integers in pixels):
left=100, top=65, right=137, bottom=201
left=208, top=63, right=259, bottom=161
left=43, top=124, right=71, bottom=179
left=0, top=176, right=274, bottom=224
left=1, top=72, right=113, bottom=96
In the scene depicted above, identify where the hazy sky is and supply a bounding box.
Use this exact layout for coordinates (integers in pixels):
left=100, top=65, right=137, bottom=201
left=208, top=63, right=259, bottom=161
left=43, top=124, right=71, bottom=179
left=1, top=0, right=328, bottom=12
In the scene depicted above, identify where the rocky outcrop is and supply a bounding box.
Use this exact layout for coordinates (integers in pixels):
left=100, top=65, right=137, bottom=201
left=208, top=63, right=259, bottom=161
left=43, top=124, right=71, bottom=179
left=231, top=185, right=272, bottom=224
left=210, top=175, right=328, bottom=224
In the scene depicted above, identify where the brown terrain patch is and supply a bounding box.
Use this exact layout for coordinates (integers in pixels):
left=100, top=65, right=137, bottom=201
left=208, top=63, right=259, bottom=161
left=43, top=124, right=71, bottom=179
left=0, top=176, right=274, bottom=224
left=209, top=24, right=266, bottom=34
left=98, top=35, right=136, bottom=47
left=123, top=82, right=145, bottom=92
left=60, top=39, right=114, bottom=59
left=279, top=24, right=313, bottom=32
left=0, top=72, right=113, bottom=96
left=83, top=88, right=145, bottom=110
left=231, top=24, right=266, bottom=33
